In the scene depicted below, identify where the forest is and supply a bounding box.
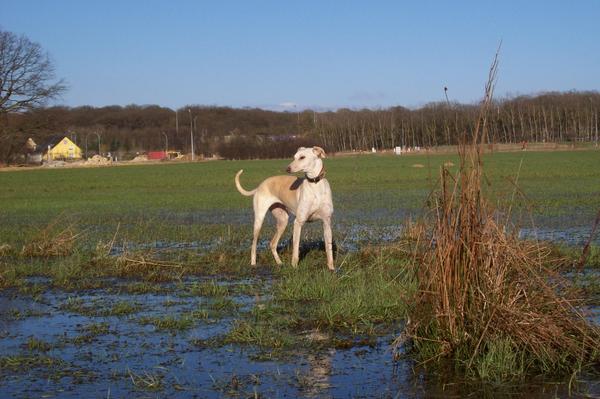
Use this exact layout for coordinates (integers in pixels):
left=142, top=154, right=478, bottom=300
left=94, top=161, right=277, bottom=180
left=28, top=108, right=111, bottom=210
left=2, top=90, right=599, bottom=161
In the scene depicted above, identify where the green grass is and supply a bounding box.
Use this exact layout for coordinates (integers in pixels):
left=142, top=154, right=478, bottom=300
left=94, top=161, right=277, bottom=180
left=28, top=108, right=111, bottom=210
left=272, top=247, right=415, bottom=334
left=137, top=309, right=209, bottom=331
left=188, top=280, right=230, bottom=297
left=224, top=320, right=295, bottom=349
left=26, top=337, right=53, bottom=352
left=0, top=355, right=67, bottom=371
left=1, top=150, right=598, bottom=248
left=0, top=354, right=95, bottom=382
left=71, top=322, right=111, bottom=344
left=138, top=315, right=195, bottom=331
left=209, top=246, right=417, bottom=354
left=107, top=300, right=140, bottom=316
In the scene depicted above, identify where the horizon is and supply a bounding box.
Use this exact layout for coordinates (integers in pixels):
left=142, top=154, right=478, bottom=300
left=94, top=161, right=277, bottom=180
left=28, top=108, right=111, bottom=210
left=20, top=88, right=600, bottom=114
left=3, top=1, right=600, bottom=111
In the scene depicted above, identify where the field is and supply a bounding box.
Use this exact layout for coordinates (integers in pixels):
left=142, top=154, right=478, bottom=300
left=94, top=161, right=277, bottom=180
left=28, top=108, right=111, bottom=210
left=1, top=150, right=599, bottom=397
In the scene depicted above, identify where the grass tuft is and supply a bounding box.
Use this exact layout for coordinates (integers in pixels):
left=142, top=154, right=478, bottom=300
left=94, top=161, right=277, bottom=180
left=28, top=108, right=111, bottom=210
left=399, top=53, right=600, bottom=381
left=21, top=218, right=82, bottom=258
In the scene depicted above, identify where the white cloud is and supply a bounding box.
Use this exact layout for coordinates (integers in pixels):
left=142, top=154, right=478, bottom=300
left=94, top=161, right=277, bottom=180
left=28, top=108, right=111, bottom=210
left=279, top=102, right=298, bottom=109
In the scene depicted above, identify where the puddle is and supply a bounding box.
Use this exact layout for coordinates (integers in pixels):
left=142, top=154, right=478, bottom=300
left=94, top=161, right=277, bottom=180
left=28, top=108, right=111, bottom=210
left=1, top=276, right=598, bottom=398
left=0, top=278, right=407, bottom=398
left=519, top=226, right=600, bottom=246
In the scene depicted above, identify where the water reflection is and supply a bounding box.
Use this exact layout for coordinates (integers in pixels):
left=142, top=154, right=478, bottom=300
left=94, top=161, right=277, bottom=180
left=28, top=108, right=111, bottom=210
left=300, top=349, right=335, bottom=397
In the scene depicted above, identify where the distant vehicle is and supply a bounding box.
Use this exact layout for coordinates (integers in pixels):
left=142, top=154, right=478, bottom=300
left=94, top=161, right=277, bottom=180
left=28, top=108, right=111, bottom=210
left=167, top=151, right=183, bottom=160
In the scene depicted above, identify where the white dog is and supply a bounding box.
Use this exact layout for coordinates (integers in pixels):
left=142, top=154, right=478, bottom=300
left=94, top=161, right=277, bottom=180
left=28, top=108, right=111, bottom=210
left=235, top=146, right=334, bottom=270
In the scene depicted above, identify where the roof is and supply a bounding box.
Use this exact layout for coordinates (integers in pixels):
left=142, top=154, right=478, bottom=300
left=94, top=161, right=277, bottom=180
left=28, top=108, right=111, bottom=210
left=33, top=135, right=74, bottom=154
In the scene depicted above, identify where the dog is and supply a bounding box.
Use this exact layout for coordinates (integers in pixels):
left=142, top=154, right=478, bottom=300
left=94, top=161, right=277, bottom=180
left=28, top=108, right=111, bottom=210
left=234, top=146, right=334, bottom=270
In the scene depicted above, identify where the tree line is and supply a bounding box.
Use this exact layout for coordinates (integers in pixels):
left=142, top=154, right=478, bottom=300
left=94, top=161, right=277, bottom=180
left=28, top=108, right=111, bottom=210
left=1, top=28, right=599, bottom=162
left=315, top=91, right=600, bottom=152
left=2, top=90, right=598, bottom=162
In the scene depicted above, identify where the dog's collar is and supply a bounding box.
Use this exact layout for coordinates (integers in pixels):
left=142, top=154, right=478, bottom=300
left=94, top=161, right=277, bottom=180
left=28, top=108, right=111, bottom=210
left=305, top=167, right=325, bottom=183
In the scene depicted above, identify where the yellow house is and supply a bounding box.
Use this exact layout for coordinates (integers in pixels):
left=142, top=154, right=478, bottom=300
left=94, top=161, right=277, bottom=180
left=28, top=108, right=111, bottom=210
left=41, top=136, right=83, bottom=161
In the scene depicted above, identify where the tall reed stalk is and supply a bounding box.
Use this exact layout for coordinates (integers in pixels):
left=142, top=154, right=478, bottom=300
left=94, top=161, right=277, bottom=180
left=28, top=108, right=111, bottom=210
left=399, top=49, right=600, bottom=379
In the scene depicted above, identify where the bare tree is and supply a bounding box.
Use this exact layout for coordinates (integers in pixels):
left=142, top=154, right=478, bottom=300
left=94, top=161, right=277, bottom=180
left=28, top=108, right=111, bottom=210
left=0, top=29, right=66, bottom=114
left=0, top=29, right=66, bottom=163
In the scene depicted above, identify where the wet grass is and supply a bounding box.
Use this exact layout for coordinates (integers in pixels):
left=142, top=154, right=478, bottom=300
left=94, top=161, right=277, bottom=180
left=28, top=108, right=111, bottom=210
left=138, top=315, right=196, bottom=331
left=272, top=247, right=414, bottom=334
left=70, top=322, right=111, bottom=345
left=0, top=354, right=95, bottom=383
left=60, top=296, right=98, bottom=316
left=127, top=368, right=164, bottom=391
left=107, top=300, right=140, bottom=316
left=138, top=308, right=210, bottom=331
left=188, top=280, right=230, bottom=297
left=0, top=354, right=67, bottom=371
left=1, top=151, right=599, bottom=396
left=25, top=337, right=53, bottom=352
left=186, top=246, right=417, bottom=359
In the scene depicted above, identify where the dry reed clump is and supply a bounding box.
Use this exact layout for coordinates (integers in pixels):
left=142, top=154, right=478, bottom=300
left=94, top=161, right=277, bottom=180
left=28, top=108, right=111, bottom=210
left=397, top=51, right=600, bottom=379
left=0, top=243, right=12, bottom=257
left=93, top=237, right=184, bottom=282
left=90, top=251, right=184, bottom=282
left=112, top=251, right=184, bottom=281
left=21, top=219, right=82, bottom=258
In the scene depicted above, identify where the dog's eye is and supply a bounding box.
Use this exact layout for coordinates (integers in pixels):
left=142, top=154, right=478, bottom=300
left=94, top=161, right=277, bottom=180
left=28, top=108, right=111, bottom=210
left=299, top=156, right=305, bottom=160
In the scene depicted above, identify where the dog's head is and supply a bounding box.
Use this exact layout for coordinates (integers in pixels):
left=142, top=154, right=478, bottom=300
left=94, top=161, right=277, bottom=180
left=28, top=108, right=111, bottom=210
left=286, top=146, right=326, bottom=174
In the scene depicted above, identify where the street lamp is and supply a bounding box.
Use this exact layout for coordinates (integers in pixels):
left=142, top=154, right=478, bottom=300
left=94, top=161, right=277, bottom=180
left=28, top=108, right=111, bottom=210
left=161, top=132, right=168, bottom=155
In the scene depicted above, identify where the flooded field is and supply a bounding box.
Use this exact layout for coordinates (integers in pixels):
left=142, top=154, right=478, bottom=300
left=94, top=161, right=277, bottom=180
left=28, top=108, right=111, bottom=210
left=1, top=274, right=598, bottom=398
left=0, top=277, right=402, bottom=398
left=1, top=151, right=600, bottom=397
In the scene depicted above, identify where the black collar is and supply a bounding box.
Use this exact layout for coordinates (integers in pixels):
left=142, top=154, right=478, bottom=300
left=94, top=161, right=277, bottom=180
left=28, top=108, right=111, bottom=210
left=305, top=167, right=325, bottom=183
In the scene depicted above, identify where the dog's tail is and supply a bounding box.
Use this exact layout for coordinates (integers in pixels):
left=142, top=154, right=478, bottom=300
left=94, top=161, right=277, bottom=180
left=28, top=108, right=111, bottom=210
left=235, top=170, right=257, bottom=197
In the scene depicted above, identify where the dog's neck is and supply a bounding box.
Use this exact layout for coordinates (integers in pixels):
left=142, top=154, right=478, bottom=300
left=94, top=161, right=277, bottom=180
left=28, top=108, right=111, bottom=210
left=305, top=164, right=325, bottom=183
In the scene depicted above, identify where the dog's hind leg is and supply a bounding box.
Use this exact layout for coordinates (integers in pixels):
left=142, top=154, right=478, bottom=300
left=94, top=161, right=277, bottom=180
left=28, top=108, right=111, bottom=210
left=269, top=205, right=289, bottom=265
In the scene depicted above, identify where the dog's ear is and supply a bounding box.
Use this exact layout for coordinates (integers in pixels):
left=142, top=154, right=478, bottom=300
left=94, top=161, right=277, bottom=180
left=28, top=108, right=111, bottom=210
left=312, top=146, right=326, bottom=158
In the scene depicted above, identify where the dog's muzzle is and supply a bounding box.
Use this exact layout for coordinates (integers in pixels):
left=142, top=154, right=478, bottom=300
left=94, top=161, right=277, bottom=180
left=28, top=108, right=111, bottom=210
left=285, top=166, right=292, bottom=173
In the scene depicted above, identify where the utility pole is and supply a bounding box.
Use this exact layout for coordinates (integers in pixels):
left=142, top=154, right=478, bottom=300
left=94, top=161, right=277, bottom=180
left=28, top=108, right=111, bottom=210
left=175, top=110, right=179, bottom=136
left=85, top=132, right=101, bottom=158
left=161, top=132, right=168, bottom=154
left=188, top=108, right=195, bottom=161
left=95, top=132, right=101, bottom=156
left=194, top=116, right=199, bottom=157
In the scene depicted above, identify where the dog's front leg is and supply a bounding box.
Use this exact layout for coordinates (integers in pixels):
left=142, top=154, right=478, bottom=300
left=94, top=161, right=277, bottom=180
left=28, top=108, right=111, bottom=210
left=323, top=217, right=334, bottom=270
left=292, top=219, right=304, bottom=267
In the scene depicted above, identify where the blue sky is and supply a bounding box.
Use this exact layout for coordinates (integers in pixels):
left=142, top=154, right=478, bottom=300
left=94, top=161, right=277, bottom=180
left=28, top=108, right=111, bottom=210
left=3, top=0, right=599, bottom=110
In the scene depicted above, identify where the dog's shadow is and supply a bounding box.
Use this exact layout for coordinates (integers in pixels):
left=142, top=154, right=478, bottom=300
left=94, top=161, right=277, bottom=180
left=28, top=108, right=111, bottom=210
left=277, top=239, right=338, bottom=262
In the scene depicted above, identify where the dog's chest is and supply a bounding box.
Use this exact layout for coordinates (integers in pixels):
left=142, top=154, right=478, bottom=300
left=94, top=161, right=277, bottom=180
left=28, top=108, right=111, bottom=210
left=299, top=180, right=333, bottom=219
